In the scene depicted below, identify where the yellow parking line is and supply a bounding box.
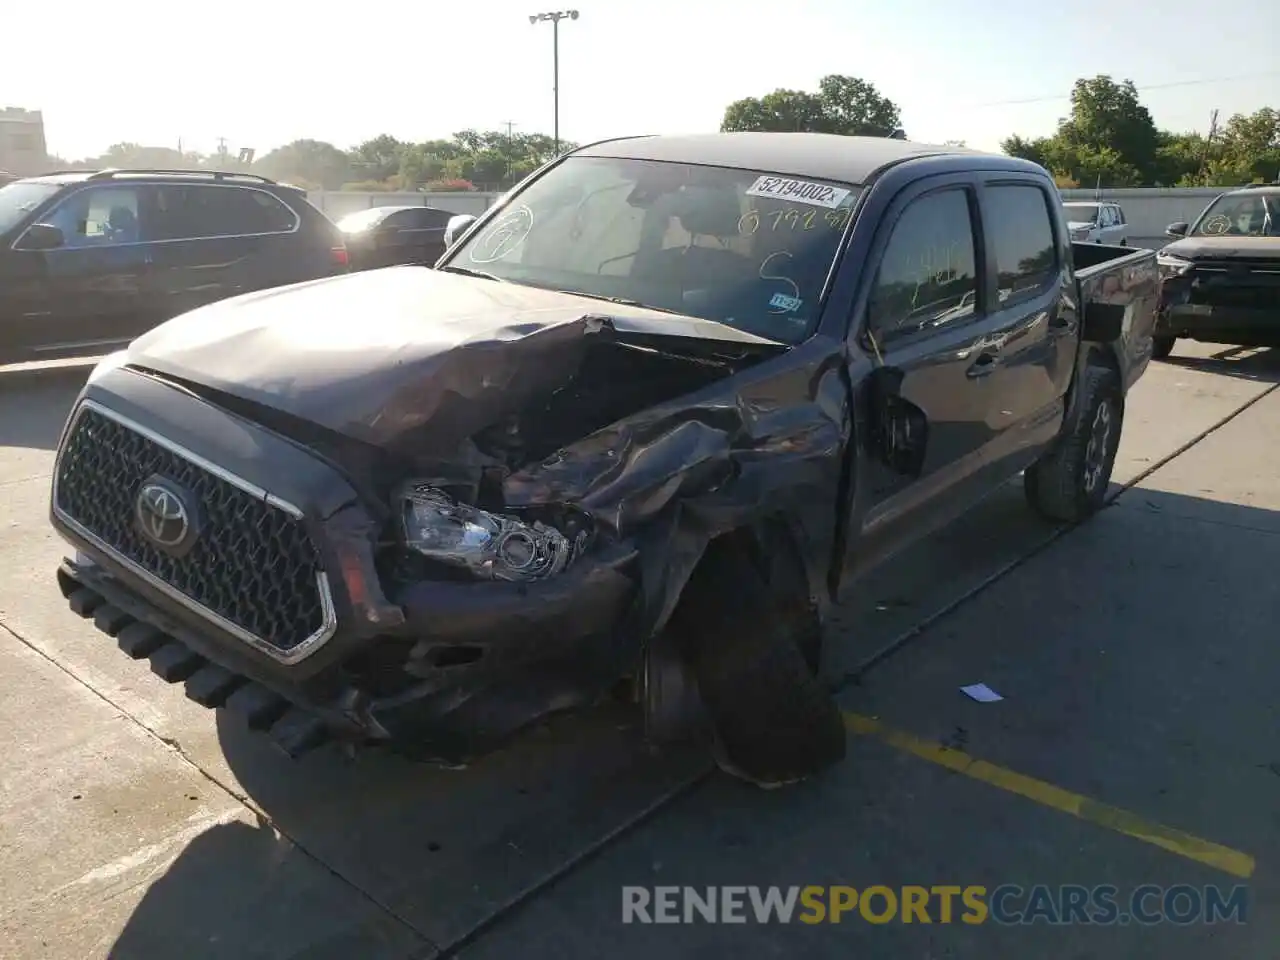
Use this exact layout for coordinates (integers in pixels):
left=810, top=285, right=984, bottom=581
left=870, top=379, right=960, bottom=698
left=844, top=713, right=1256, bottom=879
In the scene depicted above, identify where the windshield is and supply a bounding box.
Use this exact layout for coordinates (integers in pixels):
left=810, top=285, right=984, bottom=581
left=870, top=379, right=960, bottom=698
left=336, top=207, right=393, bottom=233
left=1062, top=204, right=1099, bottom=225
left=1191, top=193, right=1280, bottom=238
left=0, top=180, right=61, bottom=235
left=445, top=156, right=861, bottom=344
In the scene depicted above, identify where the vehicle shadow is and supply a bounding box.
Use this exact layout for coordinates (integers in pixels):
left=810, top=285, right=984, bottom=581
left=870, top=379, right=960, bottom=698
left=0, top=363, right=88, bottom=451
left=103, top=480, right=1280, bottom=959
left=1160, top=345, right=1280, bottom=382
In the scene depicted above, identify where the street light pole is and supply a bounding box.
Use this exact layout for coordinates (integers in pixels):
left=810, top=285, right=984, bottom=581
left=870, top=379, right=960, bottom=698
left=528, top=10, right=579, bottom=155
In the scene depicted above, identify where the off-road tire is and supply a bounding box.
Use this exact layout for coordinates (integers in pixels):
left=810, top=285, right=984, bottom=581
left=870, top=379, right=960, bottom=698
left=667, top=539, right=846, bottom=787
left=1024, top=364, right=1123, bottom=524
left=1151, top=335, right=1176, bottom=360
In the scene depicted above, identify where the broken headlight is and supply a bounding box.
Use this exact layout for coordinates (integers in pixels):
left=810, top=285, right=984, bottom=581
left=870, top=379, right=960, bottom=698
left=399, top=483, right=582, bottom=582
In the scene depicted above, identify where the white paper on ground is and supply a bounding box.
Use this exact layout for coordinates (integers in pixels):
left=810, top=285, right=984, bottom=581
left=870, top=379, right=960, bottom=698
left=960, top=683, right=1004, bottom=703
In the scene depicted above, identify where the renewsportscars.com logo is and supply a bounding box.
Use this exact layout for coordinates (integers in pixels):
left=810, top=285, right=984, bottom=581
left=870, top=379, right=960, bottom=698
left=621, top=884, right=1249, bottom=926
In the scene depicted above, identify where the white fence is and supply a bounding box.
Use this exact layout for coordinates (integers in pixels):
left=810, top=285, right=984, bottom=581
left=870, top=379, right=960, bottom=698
left=307, top=191, right=501, bottom=220
left=312, top=186, right=1232, bottom=249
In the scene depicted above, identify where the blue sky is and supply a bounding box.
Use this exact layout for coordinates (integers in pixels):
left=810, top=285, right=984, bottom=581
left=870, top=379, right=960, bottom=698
left=5, top=0, right=1279, bottom=160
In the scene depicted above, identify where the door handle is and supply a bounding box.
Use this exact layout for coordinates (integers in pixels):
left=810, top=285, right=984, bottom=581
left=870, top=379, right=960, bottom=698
left=966, top=351, right=999, bottom=378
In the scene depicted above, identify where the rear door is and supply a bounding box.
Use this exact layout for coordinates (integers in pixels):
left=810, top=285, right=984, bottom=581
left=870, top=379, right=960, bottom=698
left=147, top=183, right=303, bottom=317
left=973, top=178, right=1077, bottom=476
left=4, top=183, right=153, bottom=361
left=845, top=173, right=1004, bottom=575
left=1111, top=204, right=1128, bottom=243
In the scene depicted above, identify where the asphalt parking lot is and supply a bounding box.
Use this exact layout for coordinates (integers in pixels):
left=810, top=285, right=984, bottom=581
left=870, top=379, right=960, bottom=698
left=2, top=342, right=1278, bottom=959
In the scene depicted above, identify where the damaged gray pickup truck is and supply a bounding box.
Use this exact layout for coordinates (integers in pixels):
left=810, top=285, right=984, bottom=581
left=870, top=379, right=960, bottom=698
left=50, top=133, right=1160, bottom=787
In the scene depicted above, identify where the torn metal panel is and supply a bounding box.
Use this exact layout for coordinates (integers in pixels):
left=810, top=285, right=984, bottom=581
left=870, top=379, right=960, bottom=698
left=502, top=336, right=851, bottom=639
left=123, top=267, right=784, bottom=462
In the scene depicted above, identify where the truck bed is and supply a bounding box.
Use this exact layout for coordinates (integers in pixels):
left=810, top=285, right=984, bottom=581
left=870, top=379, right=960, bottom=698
left=1072, top=240, right=1148, bottom=277
left=1072, top=241, right=1160, bottom=392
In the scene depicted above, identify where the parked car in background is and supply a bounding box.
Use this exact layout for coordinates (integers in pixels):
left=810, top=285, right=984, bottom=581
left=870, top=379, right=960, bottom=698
left=0, top=169, right=349, bottom=365
left=1152, top=183, right=1280, bottom=358
left=50, top=133, right=1157, bottom=788
left=1062, top=201, right=1129, bottom=245
left=336, top=205, right=454, bottom=271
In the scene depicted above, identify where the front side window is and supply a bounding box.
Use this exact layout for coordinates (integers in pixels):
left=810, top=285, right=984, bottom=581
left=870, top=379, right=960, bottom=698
left=1192, top=193, right=1280, bottom=237
left=40, top=186, right=142, bottom=247
left=867, top=188, right=978, bottom=342
left=0, top=180, right=60, bottom=235
left=448, top=156, right=861, bottom=344
left=986, top=184, right=1057, bottom=308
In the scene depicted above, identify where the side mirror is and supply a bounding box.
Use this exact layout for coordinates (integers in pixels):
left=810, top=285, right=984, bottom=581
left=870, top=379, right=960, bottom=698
left=1165, top=221, right=1189, bottom=238
left=19, top=222, right=65, bottom=251
left=866, top=365, right=928, bottom=477
left=443, top=214, right=478, bottom=250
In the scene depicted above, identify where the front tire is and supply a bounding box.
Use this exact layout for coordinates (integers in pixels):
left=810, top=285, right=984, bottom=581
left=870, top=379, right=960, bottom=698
left=1024, top=364, right=1123, bottom=523
left=1151, top=335, right=1176, bottom=360
left=666, top=538, right=845, bottom=788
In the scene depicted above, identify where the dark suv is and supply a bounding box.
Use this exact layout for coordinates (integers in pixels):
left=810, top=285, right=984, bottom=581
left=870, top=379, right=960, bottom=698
left=0, top=169, right=349, bottom=365
left=1154, top=183, right=1280, bottom=357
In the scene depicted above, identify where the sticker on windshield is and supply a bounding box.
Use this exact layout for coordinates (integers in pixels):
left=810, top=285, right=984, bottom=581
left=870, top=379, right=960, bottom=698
left=745, top=176, right=851, bottom=209
left=469, top=204, right=534, bottom=263
left=769, top=292, right=803, bottom=312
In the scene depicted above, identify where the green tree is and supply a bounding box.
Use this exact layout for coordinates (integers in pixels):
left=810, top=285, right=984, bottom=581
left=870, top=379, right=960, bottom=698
left=1000, top=134, right=1052, bottom=168
left=1071, top=146, right=1142, bottom=189
left=722, top=75, right=901, bottom=136
left=349, top=134, right=406, bottom=182
left=816, top=75, right=902, bottom=136
left=1056, top=76, right=1161, bottom=182
left=1215, top=108, right=1280, bottom=183
left=253, top=139, right=353, bottom=189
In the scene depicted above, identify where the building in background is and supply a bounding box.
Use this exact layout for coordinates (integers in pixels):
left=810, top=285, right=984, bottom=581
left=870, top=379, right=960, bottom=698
left=0, top=107, right=49, bottom=178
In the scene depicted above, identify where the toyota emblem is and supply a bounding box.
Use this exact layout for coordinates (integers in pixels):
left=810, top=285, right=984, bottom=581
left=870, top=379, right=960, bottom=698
left=135, top=480, right=195, bottom=552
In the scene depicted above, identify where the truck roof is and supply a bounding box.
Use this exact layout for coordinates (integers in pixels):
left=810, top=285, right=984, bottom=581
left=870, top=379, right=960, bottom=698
left=576, top=132, right=1040, bottom=187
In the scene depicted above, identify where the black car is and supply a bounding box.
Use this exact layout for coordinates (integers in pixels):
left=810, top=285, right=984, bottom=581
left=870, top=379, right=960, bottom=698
left=1154, top=183, right=1280, bottom=357
left=50, top=134, right=1158, bottom=786
left=0, top=168, right=349, bottom=365
left=335, top=204, right=455, bottom=271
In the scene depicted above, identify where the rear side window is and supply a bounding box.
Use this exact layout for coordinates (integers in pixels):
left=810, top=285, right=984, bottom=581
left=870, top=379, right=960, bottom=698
left=867, top=188, right=978, bottom=342
left=985, top=184, right=1057, bottom=309
left=151, top=184, right=298, bottom=241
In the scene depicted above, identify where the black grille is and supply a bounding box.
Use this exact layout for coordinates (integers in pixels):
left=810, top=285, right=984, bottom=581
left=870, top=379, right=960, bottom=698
left=54, top=406, right=329, bottom=654
left=1193, top=258, right=1280, bottom=273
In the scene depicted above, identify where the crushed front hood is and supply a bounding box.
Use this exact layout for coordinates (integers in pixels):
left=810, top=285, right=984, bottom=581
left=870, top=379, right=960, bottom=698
left=124, top=267, right=783, bottom=453
left=1164, top=236, right=1280, bottom=260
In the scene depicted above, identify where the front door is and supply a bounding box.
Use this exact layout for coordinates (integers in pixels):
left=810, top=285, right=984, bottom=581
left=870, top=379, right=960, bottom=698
left=2, top=183, right=152, bottom=362
left=843, top=174, right=1008, bottom=577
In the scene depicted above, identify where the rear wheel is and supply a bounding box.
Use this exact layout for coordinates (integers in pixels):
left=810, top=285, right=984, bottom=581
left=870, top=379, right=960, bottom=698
left=1151, top=335, right=1176, bottom=360
left=666, top=537, right=845, bottom=788
left=1025, top=364, right=1123, bottom=523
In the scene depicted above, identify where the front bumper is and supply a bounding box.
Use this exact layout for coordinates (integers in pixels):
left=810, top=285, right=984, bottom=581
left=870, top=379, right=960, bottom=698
left=1157, top=302, right=1280, bottom=345
left=50, top=364, right=641, bottom=761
